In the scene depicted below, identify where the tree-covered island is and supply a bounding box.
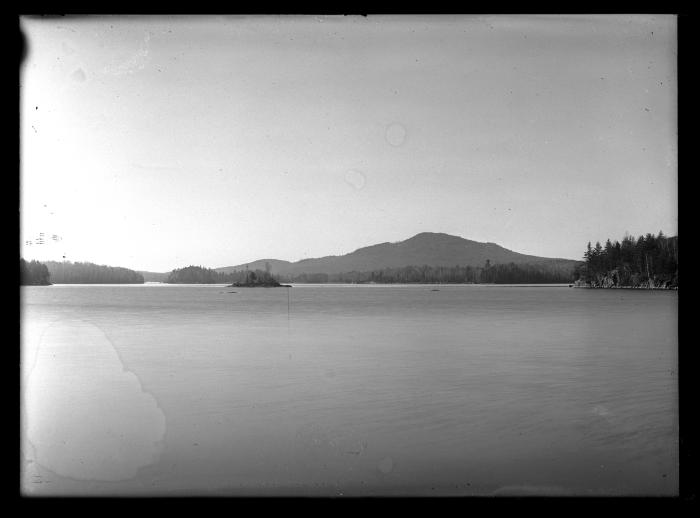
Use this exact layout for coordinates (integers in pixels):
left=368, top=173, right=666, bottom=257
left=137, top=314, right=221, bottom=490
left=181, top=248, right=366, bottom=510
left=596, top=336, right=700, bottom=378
left=166, top=265, right=290, bottom=287
left=228, top=268, right=291, bottom=287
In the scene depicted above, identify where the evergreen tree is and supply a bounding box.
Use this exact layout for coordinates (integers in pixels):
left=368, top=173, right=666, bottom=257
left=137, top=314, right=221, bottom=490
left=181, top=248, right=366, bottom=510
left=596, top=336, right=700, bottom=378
left=579, top=232, right=677, bottom=288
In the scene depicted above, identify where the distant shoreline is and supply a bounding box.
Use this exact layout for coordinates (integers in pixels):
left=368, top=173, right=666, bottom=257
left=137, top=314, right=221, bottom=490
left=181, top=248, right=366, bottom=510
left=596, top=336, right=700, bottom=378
left=228, top=284, right=292, bottom=288
left=28, top=282, right=677, bottom=289
left=571, top=285, right=677, bottom=291
left=25, top=282, right=576, bottom=288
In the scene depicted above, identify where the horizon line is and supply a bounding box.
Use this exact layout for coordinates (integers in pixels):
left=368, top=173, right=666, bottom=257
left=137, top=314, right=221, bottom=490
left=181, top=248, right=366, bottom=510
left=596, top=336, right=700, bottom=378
left=24, top=231, right=594, bottom=273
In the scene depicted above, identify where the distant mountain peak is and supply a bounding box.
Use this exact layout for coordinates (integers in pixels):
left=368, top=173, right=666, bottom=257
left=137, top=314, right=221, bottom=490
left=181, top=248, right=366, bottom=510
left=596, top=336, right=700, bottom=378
left=406, top=231, right=458, bottom=239
left=401, top=232, right=480, bottom=244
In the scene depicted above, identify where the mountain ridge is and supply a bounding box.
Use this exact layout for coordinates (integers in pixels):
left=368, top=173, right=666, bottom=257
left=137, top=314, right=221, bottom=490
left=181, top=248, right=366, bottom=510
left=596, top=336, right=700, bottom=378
left=215, top=232, right=579, bottom=276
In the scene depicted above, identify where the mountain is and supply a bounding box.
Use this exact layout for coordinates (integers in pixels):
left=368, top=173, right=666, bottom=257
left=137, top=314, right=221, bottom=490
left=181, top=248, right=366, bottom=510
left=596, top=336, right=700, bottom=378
left=216, top=232, right=579, bottom=276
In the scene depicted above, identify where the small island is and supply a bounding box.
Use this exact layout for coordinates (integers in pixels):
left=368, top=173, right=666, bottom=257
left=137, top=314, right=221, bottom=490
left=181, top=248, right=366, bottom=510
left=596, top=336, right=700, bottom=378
left=229, top=269, right=291, bottom=288
left=164, top=264, right=290, bottom=286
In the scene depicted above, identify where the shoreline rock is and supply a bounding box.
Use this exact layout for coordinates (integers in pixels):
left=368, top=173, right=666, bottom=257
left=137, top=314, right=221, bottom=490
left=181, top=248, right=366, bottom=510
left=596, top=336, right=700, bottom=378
left=572, top=268, right=677, bottom=290
left=572, top=285, right=677, bottom=290
left=572, top=279, right=677, bottom=290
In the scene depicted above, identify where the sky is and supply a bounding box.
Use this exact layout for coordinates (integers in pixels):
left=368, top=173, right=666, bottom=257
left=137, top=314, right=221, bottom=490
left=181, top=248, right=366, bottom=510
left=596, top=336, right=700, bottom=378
left=20, top=15, right=677, bottom=273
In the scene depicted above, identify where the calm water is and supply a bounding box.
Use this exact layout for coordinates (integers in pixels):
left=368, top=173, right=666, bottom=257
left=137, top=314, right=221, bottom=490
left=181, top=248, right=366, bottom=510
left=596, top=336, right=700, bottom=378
left=20, top=284, right=678, bottom=496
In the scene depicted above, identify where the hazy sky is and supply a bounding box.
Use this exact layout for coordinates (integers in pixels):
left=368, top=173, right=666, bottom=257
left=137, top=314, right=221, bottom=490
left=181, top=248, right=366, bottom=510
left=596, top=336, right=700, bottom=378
left=20, top=15, right=677, bottom=272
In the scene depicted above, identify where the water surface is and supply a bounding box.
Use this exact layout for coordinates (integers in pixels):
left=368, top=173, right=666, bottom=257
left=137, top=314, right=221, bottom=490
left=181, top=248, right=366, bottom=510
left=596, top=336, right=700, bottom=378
left=20, top=284, right=678, bottom=495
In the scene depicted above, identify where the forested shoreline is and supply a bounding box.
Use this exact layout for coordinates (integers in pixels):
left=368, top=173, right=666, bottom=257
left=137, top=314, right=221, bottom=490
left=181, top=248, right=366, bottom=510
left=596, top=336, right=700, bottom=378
left=43, top=261, right=144, bottom=284
left=165, top=261, right=576, bottom=285
left=24, top=232, right=676, bottom=288
left=20, top=258, right=51, bottom=285
left=573, top=232, right=677, bottom=289
left=276, top=260, right=575, bottom=284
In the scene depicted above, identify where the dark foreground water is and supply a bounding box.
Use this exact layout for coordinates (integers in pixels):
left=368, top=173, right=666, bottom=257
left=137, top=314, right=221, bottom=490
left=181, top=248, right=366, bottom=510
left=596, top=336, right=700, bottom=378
left=20, top=284, right=678, bottom=496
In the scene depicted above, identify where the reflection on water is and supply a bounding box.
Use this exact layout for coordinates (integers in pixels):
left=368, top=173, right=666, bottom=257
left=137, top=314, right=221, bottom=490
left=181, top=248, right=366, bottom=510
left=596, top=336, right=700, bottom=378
left=20, top=285, right=678, bottom=495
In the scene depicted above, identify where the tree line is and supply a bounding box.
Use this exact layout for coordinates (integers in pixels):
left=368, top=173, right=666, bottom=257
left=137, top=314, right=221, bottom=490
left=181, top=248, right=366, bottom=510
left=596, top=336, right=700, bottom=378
left=277, top=260, right=576, bottom=284
left=43, top=260, right=145, bottom=284
left=165, top=260, right=577, bottom=285
left=573, top=231, right=677, bottom=288
left=20, top=258, right=51, bottom=285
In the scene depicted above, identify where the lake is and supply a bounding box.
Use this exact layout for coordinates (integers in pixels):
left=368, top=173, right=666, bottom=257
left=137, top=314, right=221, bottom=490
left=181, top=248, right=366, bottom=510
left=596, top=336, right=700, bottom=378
left=20, top=284, right=678, bottom=496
